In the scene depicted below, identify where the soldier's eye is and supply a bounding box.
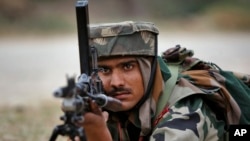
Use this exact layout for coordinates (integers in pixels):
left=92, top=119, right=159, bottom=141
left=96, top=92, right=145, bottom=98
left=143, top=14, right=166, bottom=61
left=99, top=67, right=110, bottom=74
left=123, top=63, right=134, bottom=70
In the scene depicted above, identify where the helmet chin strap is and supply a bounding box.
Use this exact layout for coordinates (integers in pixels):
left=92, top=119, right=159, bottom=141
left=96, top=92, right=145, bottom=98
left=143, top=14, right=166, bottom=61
left=134, top=36, right=158, bottom=109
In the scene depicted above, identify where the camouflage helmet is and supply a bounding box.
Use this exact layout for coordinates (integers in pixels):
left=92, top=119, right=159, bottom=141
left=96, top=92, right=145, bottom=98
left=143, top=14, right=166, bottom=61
left=89, top=21, right=159, bottom=58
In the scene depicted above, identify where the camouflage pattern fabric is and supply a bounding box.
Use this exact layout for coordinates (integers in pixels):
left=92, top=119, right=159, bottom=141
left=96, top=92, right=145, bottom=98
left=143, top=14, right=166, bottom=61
left=150, top=45, right=250, bottom=141
left=151, top=95, right=226, bottom=141
left=89, top=21, right=159, bottom=57
left=161, top=45, right=250, bottom=124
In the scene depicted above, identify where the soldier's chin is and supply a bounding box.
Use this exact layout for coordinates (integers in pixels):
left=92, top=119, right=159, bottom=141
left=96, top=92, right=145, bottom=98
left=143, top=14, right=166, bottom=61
left=117, top=101, right=136, bottom=111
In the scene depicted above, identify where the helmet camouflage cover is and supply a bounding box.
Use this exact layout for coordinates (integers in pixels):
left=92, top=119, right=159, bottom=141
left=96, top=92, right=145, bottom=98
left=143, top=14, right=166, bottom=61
left=89, top=21, right=159, bottom=58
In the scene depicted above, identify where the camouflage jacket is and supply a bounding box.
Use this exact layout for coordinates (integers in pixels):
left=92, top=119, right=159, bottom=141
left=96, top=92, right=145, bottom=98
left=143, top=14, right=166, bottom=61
left=150, top=45, right=250, bottom=141
left=106, top=45, right=250, bottom=141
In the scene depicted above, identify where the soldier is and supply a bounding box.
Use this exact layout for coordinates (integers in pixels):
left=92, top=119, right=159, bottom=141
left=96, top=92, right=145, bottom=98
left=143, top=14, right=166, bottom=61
left=72, top=21, right=250, bottom=141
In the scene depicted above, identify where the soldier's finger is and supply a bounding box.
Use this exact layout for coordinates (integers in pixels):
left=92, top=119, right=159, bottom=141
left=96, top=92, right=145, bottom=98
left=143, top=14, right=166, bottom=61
left=88, top=99, right=102, bottom=116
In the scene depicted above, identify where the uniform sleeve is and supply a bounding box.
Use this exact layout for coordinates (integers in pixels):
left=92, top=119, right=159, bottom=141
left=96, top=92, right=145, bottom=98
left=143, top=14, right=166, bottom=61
left=150, top=95, right=226, bottom=141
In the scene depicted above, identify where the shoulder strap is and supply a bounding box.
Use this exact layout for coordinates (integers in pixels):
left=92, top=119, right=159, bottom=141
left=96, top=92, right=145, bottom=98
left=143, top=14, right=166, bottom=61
left=155, top=59, right=179, bottom=117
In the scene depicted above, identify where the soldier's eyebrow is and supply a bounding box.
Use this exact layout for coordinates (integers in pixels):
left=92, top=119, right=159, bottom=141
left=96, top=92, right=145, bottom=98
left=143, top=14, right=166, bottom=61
left=98, top=64, right=109, bottom=69
left=120, top=60, right=137, bottom=66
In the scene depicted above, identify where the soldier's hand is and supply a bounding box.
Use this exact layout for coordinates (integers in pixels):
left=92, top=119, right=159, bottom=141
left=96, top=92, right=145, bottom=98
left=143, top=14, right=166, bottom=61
left=76, top=99, right=111, bottom=141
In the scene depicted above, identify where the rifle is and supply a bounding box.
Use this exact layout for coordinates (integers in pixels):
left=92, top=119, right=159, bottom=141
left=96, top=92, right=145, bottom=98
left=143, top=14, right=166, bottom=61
left=49, top=1, right=121, bottom=140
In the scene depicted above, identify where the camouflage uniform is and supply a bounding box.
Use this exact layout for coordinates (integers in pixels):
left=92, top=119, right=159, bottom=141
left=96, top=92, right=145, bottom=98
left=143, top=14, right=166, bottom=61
left=89, top=21, right=250, bottom=141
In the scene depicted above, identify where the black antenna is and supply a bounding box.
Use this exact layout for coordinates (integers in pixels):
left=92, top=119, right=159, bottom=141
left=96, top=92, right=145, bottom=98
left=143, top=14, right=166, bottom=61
left=76, top=0, right=91, bottom=75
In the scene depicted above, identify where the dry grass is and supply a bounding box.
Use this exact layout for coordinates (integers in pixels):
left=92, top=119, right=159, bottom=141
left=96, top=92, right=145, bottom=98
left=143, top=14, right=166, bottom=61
left=0, top=101, right=68, bottom=141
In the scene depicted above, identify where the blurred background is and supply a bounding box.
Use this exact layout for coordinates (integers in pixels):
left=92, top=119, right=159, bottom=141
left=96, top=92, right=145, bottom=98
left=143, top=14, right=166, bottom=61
left=0, top=0, right=249, bottom=140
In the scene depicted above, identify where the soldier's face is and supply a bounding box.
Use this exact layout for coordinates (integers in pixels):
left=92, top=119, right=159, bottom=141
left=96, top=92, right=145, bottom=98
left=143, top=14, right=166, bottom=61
left=98, top=56, right=144, bottom=111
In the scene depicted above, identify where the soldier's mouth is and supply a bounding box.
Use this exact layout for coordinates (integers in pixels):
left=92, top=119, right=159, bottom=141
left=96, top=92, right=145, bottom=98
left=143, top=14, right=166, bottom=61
left=110, top=91, right=131, bottom=100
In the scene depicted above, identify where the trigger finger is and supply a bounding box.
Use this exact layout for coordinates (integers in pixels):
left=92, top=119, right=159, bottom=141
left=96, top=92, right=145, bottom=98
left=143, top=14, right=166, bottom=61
left=89, top=99, right=102, bottom=116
